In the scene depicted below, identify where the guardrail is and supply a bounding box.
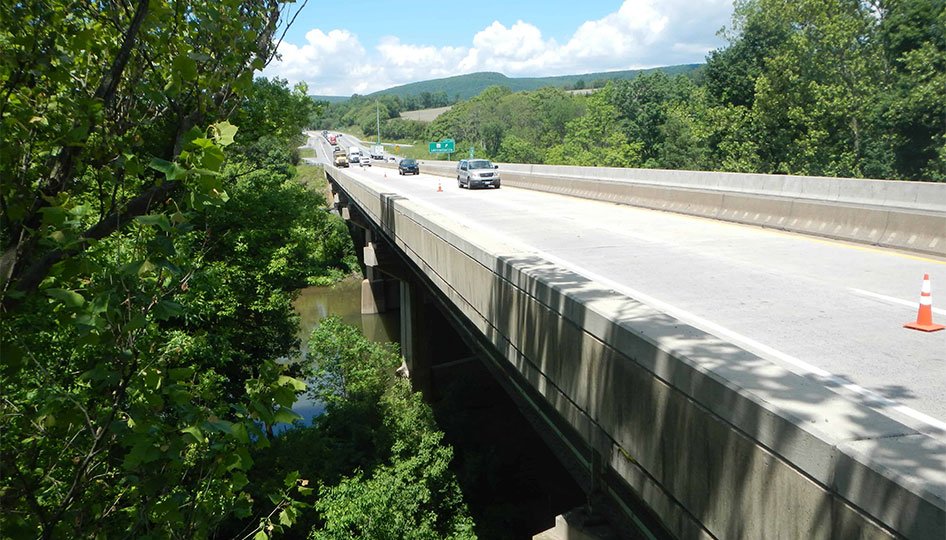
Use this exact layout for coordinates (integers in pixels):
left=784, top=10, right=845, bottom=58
left=410, top=160, right=946, bottom=257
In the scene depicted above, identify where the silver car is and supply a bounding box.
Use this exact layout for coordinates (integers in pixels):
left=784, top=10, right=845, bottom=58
left=457, top=159, right=501, bottom=189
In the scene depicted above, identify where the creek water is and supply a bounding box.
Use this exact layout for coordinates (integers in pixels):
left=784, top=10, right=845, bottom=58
left=291, top=276, right=399, bottom=424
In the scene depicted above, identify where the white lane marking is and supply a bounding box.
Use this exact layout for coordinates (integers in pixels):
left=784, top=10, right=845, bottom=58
left=850, top=287, right=946, bottom=316
left=346, top=173, right=946, bottom=433
left=530, top=250, right=946, bottom=433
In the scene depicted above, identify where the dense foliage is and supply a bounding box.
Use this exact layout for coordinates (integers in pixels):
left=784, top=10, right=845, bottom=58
left=238, top=318, right=476, bottom=539
left=353, top=0, right=946, bottom=181
left=0, top=1, right=355, bottom=537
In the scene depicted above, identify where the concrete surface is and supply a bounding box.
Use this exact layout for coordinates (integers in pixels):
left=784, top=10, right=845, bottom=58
left=533, top=508, right=617, bottom=540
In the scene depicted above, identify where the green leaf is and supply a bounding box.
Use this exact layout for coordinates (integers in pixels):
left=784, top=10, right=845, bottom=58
left=143, top=369, right=162, bottom=390
left=230, top=447, right=254, bottom=471
left=212, top=121, right=238, bottom=146
left=38, top=206, right=68, bottom=228
left=230, top=422, right=250, bottom=444
left=182, top=425, right=205, bottom=443
left=125, top=314, right=148, bottom=333
left=278, top=507, right=294, bottom=527
left=137, top=259, right=156, bottom=277
left=172, top=53, right=198, bottom=82
left=277, top=375, right=306, bottom=392
left=136, top=214, right=172, bottom=232
left=149, top=158, right=187, bottom=180
left=194, top=171, right=223, bottom=194
left=153, top=300, right=183, bottom=321
left=199, top=145, right=226, bottom=171
left=46, top=288, right=85, bottom=308
left=273, top=408, right=302, bottom=425
left=123, top=439, right=161, bottom=469
left=253, top=531, right=268, bottom=540
left=232, top=471, right=249, bottom=490
left=168, top=367, right=194, bottom=381
left=273, top=386, right=296, bottom=409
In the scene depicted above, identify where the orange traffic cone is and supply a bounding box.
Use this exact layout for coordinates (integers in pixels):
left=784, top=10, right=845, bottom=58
left=437, top=181, right=443, bottom=192
left=905, top=274, right=945, bottom=332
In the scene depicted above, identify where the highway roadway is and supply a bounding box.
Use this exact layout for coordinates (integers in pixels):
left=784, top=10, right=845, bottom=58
left=305, top=133, right=946, bottom=441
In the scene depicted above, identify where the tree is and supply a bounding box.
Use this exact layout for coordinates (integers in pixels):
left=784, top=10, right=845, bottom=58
left=426, top=86, right=512, bottom=158
left=657, top=101, right=710, bottom=170
left=704, top=0, right=789, bottom=108
left=0, top=1, right=325, bottom=537
left=875, top=0, right=946, bottom=180
left=609, top=73, right=700, bottom=167
left=496, top=134, right=544, bottom=164
left=1, top=0, right=285, bottom=301
left=749, top=0, right=885, bottom=176
left=301, top=318, right=476, bottom=540
left=546, top=86, right=643, bottom=167
left=231, top=77, right=317, bottom=152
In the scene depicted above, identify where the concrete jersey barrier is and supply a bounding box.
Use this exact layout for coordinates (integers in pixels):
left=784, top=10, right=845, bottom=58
left=413, top=160, right=946, bottom=257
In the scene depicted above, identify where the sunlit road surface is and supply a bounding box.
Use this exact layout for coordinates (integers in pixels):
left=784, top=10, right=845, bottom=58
left=308, top=135, right=946, bottom=440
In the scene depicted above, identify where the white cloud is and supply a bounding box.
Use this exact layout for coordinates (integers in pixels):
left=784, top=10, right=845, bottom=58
left=266, top=28, right=368, bottom=95
left=264, top=0, right=732, bottom=95
left=376, top=37, right=467, bottom=77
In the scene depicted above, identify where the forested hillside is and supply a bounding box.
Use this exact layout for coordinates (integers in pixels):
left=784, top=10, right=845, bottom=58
left=367, top=65, right=701, bottom=102
left=322, top=0, right=945, bottom=181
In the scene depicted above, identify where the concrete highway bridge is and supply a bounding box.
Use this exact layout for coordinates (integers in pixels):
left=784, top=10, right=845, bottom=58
left=307, top=133, right=946, bottom=539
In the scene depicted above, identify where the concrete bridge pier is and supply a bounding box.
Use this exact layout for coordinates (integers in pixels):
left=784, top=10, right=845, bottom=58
left=336, top=194, right=397, bottom=315
left=360, top=232, right=393, bottom=315
left=399, top=278, right=433, bottom=398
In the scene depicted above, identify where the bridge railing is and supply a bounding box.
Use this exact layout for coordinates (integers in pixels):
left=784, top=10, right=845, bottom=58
left=411, top=160, right=946, bottom=256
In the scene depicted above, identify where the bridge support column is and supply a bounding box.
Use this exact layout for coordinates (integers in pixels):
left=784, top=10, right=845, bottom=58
left=360, top=230, right=399, bottom=314
left=399, top=279, right=432, bottom=399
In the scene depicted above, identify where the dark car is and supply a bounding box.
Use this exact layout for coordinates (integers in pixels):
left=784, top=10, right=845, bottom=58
left=398, top=158, right=420, bottom=175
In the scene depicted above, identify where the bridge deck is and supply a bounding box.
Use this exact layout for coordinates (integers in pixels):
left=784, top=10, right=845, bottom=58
left=317, top=140, right=945, bottom=433
left=313, top=135, right=946, bottom=538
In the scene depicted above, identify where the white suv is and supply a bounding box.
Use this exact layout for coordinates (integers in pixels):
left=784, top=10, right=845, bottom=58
left=457, top=159, right=500, bottom=189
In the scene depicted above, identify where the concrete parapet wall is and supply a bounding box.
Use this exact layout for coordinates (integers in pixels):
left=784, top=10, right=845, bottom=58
left=329, top=165, right=946, bottom=540
left=415, top=160, right=946, bottom=256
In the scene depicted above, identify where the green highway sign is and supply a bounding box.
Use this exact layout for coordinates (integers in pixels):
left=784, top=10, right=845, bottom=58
left=428, top=139, right=456, bottom=153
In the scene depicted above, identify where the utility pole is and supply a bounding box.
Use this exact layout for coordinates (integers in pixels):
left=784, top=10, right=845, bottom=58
left=376, top=100, right=381, bottom=145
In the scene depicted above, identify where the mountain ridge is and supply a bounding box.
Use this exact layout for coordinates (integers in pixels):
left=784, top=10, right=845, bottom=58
left=310, top=64, right=702, bottom=103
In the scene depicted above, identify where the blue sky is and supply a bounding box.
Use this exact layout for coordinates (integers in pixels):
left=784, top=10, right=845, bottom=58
left=266, top=0, right=736, bottom=95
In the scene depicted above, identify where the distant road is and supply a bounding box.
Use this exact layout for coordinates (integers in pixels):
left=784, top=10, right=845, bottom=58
left=399, top=106, right=452, bottom=122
